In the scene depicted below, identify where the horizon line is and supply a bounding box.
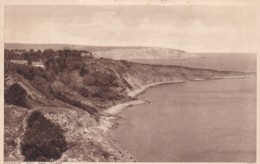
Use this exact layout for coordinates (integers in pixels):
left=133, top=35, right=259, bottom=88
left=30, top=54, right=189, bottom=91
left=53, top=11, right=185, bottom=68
left=4, top=42, right=257, bottom=54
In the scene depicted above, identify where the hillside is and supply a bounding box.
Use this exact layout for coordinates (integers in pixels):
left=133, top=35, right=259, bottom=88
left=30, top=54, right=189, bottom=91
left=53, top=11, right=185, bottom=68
left=4, top=50, right=254, bottom=162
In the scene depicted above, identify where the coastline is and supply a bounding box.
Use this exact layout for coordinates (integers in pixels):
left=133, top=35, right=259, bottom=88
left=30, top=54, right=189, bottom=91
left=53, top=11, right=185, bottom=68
left=97, top=75, right=255, bottom=133
left=7, top=75, right=256, bottom=162
left=96, top=79, right=187, bottom=132
left=93, top=79, right=188, bottom=161
left=95, top=75, right=256, bottom=161
left=126, top=74, right=255, bottom=99
left=96, top=100, right=146, bottom=132
left=108, top=76, right=256, bottom=162
left=127, top=80, right=185, bottom=98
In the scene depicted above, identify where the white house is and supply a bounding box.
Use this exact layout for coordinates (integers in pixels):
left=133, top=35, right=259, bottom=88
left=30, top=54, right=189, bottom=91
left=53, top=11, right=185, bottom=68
left=10, top=59, right=45, bottom=69
left=80, top=52, right=93, bottom=58
left=32, top=61, right=45, bottom=69
left=10, top=59, right=28, bottom=65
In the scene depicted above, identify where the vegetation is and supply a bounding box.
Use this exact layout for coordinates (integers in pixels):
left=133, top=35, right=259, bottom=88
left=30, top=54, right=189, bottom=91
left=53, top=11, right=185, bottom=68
left=5, top=49, right=92, bottom=63
left=21, top=111, right=67, bottom=161
left=5, top=83, right=30, bottom=108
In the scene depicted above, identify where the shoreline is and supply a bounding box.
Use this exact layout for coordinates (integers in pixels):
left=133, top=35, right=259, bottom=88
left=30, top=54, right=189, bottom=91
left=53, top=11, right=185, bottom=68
left=127, top=80, right=185, bottom=98
left=93, top=75, right=255, bottom=161
left=96, top=100, right=146, bottom=132
left=96, top=74, right=255, bottom=132
left=127, top=74, right=255, bottom=98
left=96, top=79, right=187, bottom=132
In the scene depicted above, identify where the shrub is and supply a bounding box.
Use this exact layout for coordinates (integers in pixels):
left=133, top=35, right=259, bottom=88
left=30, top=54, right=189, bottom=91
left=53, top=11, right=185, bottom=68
left=21, top=111, right=67, bottom=161
left=5, top=83, right=29, bottom=108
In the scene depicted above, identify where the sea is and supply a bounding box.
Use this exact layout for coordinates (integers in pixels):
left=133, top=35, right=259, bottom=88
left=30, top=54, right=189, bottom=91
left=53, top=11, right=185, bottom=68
left=110, top=53, right=257, bottom=162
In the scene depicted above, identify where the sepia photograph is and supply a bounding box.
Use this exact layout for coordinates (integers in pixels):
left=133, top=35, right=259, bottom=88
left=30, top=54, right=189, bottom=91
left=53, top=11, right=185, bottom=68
left=3, top=2, right=257, bottom=162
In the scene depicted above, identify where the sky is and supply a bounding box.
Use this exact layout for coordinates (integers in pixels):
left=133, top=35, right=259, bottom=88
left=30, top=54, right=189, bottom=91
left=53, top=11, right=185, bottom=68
left=4, top=5, right=257, bottom=53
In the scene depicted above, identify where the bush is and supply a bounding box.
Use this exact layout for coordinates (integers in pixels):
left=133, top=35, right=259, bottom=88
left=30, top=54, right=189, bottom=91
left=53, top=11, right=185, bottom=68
left=21, top=111, right=67, bottom=161
left=5, top=83, right=30, bottom=108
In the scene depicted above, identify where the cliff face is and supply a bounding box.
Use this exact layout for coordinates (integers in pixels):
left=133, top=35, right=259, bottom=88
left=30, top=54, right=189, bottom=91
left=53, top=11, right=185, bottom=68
left=4, top=56, right=253, bottom=162
left=92, top=47, right=190, bottom=60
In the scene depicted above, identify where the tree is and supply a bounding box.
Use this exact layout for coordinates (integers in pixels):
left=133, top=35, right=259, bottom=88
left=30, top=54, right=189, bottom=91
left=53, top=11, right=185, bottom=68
left=62, top=49, right=71, bottom=72
left=24, top=52, right=32, bottom=65
left=43, top=49, right=57, bottom=60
